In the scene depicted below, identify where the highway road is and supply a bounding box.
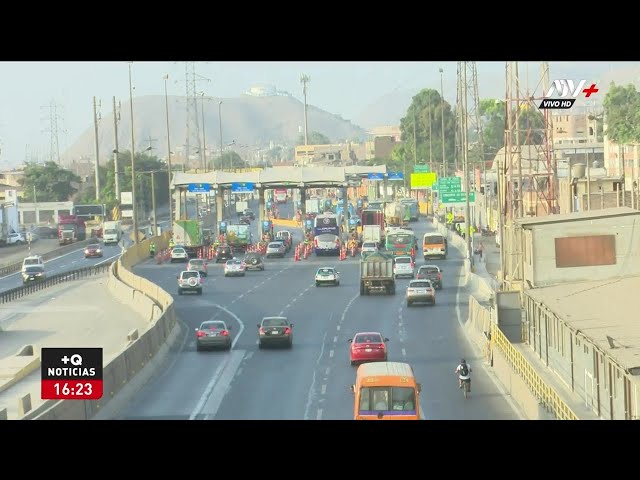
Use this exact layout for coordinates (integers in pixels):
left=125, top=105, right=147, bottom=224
left=116, top=198, right=522, bottom=420
left=0, top=242, right=123, bottom=292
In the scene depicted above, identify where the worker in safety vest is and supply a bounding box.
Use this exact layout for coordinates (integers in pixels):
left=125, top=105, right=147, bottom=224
left=149, top=241, right=156, bottom=256
left=168, top=238, right=175, bottom=249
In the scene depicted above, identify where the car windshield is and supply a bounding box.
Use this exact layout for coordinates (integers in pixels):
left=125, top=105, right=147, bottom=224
left=245, top=253, right=259, bottom=260
left=24, top=266, right=44, bottom=273
left=217, top=247, right=231, bottom=253
left=173, top=248, right=186, bottom=254
left=316, top=234, right=337, bottom=242
left=410, top=281, right=431, bottom=288
left=424, top=235, right=444, bottom=245
left=359, top=387, right=416, bottom=413
left=362, top=242, right=376, bottom=248
left=354, top=334, right=383, bottom=344
left=277, top=232, right=290, bottom=238
left=189, top=260, right=204, bottom=266
left=421, top=267, right=439, bottom=274
left=200, top=321, right=225, bottom=330
left=262, top=318, right=287, bottom=327
left=88, top=244, right=100, bottom=249
left=268, top=243, right=282, bottom=248
left=317, top=268, right=334, bottom=274
left=395, top=257, right=411, bottom=264
left=181, top=271, right=199, bottom=279
left=23, top=259, right=41, bottom=266
left=227, top=260, right=242, bottom=265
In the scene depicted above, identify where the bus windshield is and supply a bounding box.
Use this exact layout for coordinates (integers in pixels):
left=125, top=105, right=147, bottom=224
left=387, top=233, right=413, bottom=246
left=358, top=386, right=416, bottom=414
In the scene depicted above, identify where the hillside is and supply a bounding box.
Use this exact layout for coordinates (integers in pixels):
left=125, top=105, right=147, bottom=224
left=354, top=89, right=416, bottom=129
left=61, top=94, right=367, bottom=164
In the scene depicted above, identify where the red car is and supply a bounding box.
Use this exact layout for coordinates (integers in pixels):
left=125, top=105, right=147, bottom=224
left=84, top=243, right=104, bottom=258
left=348, top=332, right=389, bottom=366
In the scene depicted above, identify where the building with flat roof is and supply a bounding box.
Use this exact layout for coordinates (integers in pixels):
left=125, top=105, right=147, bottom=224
left=523, top=276, right=640, bottom=420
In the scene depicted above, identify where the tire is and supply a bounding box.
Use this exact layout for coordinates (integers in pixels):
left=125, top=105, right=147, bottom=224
left=178, top=289, right=183, bottom=295
left=197, top=288, right=202, bottom=295
left=350, top=360, right=356, bottom=366
left=258, top=341, right=264, bottom=349
left=288, top=340, right=293, bottom=349
left=407, top=301, right=411, bottom=307
left=226, top=342, right=232, bottom=351
left=260, top=266, right=265, bottom=271
left=196, top=344, right=202, bottom=352
left=360, top=283, right=365, bottom=296
left=316, top=282, right=319, bottom=287
left=335, top=281, right=339, bottom=286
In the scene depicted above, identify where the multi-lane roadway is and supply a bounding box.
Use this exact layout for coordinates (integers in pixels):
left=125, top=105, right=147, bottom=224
left=116, top=200, right=522, bottom=420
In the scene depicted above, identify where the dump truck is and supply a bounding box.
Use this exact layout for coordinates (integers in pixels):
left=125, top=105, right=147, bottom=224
left=225, top=223, right=253, bottom=252
left=359, top=250, right=395, bottom=296
left=172, top=219, right=204, bottom=258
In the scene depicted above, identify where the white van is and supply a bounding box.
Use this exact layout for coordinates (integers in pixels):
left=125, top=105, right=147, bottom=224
left=22, top=255, right=45, bottom=272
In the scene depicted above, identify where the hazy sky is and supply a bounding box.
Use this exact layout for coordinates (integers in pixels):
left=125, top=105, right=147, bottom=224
left=0, top=61, right=633, bottom=168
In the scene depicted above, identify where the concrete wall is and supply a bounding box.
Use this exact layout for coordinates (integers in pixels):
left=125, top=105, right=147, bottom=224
left=530, top=215, right=640, bottom=287
left=22, top=231, right=177, bottom=420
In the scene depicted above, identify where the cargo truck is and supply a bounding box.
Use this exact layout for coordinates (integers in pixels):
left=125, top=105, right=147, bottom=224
left=102, top=220, right=122, bottom=245
left=58, top=215, right=86, bottom=245
left=225, top=223, right=253, bottom=252
left=359, top=251, right=395, bottom=296
left=360, top=209, right=385, bottom=243
left=172, top=219, right=204, bottom=258
left=400, top=198, right=419, bottom=222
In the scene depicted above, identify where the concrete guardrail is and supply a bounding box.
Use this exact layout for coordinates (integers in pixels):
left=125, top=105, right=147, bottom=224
left=17, top=230, right=180, bottom=420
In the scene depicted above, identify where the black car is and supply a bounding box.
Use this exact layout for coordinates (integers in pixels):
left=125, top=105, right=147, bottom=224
left=215, top=245, right=234, bottom=263
left=239, top=216, right=251, bottom=225
left=243, top=252, right=265, bottom=271
left=258, top=316, right=293, bottom=349
left=243, top=209, right=255, bottom=220
left=416, top=265, right=443, bottom=289
left=22, top=265, right=46, bottom=284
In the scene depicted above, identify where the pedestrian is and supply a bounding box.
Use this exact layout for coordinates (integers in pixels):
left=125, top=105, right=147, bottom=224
left=478, top=241, right=484, bottom=261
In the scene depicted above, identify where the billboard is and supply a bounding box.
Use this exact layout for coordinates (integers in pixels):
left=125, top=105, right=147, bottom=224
left=410, top=172, right=437, bottom=189
left=72, top=204, right=105, bottom=217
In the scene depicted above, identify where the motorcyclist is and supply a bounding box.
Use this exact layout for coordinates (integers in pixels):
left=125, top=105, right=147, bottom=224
left=454, top=358, right=472, bottom=389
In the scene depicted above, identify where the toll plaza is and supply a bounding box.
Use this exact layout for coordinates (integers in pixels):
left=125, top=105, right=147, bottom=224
left=170, top=165, right=388, bottom=237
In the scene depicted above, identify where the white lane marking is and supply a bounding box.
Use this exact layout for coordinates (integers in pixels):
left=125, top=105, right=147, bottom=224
left=333, top=336, right=338, bottom=343
left=189, top=303, right=246, bottom=420
left=321, top=384, right=327, bottom=395
left=303, top=330, right=328, bottom=420
left=325, top=367, right=330, bottom=376
left=96, top=252, right=123, bottom=266
left=402, top=348, right=407, bottom=357
left=336, top=325, right=340, bottom=331
left=329, top=349, right=334, bottom=358
left=454, top=255, right=525, bottom=420
left=316, top=408, right=323, bottom=420
left=200, top=350, right=246, bottom=420
left=340, top=293, right=359, bottom=326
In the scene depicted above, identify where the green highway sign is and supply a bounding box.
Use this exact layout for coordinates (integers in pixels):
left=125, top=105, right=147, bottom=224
left=441, top=191, right=475, bottom=204
left=437, top=177, right=462, bottom=194
left=413, top=164, right=430, bottom=173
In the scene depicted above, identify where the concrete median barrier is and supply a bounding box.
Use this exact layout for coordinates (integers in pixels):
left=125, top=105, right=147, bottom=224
left=22, top=230, right=179, bottom=420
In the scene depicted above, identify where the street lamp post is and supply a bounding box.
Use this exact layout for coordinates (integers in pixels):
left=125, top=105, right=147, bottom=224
left=200, top=92, right=207, bottom=173
left=163, top=74, right=173, bottom=228
left=128, top=63, right=139, bottom=244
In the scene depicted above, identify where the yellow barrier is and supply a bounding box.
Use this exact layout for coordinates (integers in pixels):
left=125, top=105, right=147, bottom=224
left=490, top=323, right=579, bottom=420
left=418, top=201, right=432, bottom=215
left=272, top=218, right=302, bottom=229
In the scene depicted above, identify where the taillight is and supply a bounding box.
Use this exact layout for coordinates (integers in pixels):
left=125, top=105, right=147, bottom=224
left=437, top=273, right=442, bottom=279
left=259, top=327, right=265, bottom=334
left=196, top=330, right=206, bottom=337
left=221, top=330, right=229, bottom=336
left=284, top=327, right=291, bottom=335
left=379, top=343, right=385, bottom=349
left=199, top=278, right=203, bottom=283
left=314, top=238, right=318, bottom=247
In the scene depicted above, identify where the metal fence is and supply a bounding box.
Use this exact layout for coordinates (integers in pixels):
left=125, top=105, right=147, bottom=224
left=0, top=261, right=114, bottom=304
left=490, top=323, right=579, bottom=420
left=0, top=239, right=94, bottom=277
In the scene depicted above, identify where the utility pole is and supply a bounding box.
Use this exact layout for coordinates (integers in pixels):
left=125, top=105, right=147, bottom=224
left=112, top=97, right=121, bottom=203
left=462, top=64, right=473, bottom=266
left=128, top=63, right=139, bottom=244
left=439, top=68, right=447, bottom=174
left=428, top=101, right=433, bottom=173
left=413, top=111, right=418, bottom=165
left=163, top=74, right=173, bottom=227
left=93, top=97, right=101, bottom=201
left=151, top=171, right=157, bottom=236
left=301, top=74, right=311, bottom=146
left=201, top=92, right=207, bottom=172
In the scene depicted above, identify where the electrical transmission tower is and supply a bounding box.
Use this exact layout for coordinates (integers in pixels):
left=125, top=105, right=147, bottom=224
left=42, top=100, right=63, bottom=164
left=455, top=62, right=484, bottom=177
left=500, top=61, right=557, bottom=291
left=183, top=62, right=212, bottom=170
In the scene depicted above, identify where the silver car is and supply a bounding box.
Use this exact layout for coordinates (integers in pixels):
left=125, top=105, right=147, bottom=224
left=195, top=320, right=232, bottom=351
left=406, top=279, right=436, bottom=306
left=266, top=241, right=286, bottom=258
left=224, top=258, right=246, bottom=277
left=393, top=255, right=415, bottom=279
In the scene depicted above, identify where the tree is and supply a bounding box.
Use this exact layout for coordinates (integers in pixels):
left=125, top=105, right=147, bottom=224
left=19, top=161, right=80, bottom=202
left=210, top=151, right=249, bottom=170
left=399, top=89, right=456, bottom=171
left=297, top=131, right=331, bottom=145
left=603, top=83, right=640, bottom=144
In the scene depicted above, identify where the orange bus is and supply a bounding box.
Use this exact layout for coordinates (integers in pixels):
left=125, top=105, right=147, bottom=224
left=350, top=362, right=422, bottom=420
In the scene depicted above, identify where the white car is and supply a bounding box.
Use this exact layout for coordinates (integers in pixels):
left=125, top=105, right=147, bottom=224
left=393, top=256, right=415, bottom=279
left=315, top=267, right=340, bottom=286
left=171, top=247, right=188, bottom=263
left=22, top=255, right=45, bottom=273
left=360, top=241, right=378, bottom=257
left=6, top=232, right=26, bottom=245
left=224, top=258, right=246, bottom=277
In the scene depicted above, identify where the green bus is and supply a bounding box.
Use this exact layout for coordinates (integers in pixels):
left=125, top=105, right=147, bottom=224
left=385, top=228, right=416, bottom=258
